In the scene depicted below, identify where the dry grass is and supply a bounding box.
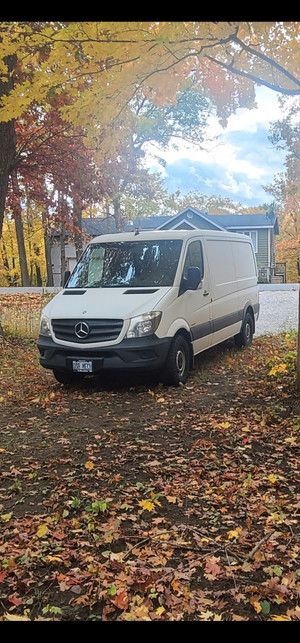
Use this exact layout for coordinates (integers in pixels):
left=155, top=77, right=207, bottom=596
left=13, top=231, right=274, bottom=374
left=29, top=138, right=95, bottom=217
left=0, top=292, right=55, bottom=339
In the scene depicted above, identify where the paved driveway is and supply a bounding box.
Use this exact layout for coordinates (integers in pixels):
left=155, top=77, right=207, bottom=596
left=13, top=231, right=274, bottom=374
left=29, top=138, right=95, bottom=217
left=256, top=287, right=299, bottom=337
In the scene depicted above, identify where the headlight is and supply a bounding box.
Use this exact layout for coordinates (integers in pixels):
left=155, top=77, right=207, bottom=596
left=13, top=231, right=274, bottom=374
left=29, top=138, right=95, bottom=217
left=126, top=311, right=162, bottom=338
left=39, top=313, right=51, bottom=337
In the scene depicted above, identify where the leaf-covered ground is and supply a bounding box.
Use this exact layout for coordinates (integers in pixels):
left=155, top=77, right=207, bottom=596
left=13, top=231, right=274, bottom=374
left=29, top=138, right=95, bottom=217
left=0, top=329, right=299, bottom=621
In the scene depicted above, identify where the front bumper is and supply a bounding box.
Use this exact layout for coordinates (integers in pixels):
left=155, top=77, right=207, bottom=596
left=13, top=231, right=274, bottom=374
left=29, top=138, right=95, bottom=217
left=37, top=334, right=171, bottom=374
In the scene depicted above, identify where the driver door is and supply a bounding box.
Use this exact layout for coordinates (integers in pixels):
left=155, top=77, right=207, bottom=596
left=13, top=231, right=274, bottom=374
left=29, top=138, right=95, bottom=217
left=179, top=239, right=212, bottom=354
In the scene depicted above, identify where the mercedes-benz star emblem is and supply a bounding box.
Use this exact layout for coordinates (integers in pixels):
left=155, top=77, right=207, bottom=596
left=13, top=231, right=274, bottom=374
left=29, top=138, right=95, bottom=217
left=74, top=321, right=90, bottom=339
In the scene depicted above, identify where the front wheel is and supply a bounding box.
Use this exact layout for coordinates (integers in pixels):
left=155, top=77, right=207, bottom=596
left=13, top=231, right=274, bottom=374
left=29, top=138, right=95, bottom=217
left=234, top=312, right=254, bottom=348
left=161, top=334, right=190, bottom=386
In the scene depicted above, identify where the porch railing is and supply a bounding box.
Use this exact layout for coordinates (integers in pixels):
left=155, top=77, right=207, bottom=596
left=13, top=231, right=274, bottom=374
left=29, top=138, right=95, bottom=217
left=258, top=263, right=286, bottom=283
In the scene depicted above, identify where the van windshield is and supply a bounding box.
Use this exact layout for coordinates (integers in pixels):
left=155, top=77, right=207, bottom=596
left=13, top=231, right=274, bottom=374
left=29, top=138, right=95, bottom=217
left=66, top=239, right=182, bottom=288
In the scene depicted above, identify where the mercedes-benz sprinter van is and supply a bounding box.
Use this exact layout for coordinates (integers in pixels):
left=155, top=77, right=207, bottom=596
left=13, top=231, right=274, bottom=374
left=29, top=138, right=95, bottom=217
left=37, top=229, right=259, bottom=386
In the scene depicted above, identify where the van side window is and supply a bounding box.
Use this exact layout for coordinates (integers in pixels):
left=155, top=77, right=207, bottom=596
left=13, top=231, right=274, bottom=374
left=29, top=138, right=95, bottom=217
left=183, top=241, right=204, bottom=280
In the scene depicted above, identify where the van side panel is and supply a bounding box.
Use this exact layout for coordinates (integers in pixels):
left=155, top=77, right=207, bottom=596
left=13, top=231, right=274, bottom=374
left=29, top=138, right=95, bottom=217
left=204, top=238, right=241, bottom=345
left=232, top=239, right=258, bottom=289
left=232, top=240, right=259, bottom=327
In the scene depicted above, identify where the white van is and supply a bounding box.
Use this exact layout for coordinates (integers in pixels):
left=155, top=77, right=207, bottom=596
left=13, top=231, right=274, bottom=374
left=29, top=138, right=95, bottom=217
left=37, top=230, right=259, bottom=386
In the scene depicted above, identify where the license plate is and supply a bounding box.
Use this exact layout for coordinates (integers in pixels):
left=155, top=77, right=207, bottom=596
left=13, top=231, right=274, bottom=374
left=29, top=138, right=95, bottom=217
left=72, top=360, right=93, bottom=373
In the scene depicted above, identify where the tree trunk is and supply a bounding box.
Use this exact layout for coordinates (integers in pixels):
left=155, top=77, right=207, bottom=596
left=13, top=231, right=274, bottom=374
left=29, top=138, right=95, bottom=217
left=35, top=261, right=42, bottom=287
left=57, top=188, right=68, bottom=286
left=0, top=238, right=14, bottom=285
left=14, top=212, right=31, bottom=286
left=11, top=170, right=31, bottom=286
left=113, top=195, right=124, bottom=232
left=42, top=206, right=54, bottom=286
left=44, top=230, right=54, bottom=286
left=72, top=187, right=83, bottom=260
left=297, top=287, right=300, bottom=391
left=0, top=55, right=17, bottom=239
left=106, top=200, right=113, bottom=232
left=60, top=221, right=66, bottom=286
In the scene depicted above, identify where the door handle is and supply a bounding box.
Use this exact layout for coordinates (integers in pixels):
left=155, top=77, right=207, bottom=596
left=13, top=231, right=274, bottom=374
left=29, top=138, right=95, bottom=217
left=203, top=290, right=210, bottom=296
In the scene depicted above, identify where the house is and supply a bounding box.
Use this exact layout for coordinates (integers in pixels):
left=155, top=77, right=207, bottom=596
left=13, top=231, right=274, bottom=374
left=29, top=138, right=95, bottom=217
left=51, top=207, right=283, bottom=286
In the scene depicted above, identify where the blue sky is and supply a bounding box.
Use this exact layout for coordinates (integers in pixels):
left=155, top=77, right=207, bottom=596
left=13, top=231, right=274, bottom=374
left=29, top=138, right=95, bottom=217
left=144, top=87, right=287, bottom=208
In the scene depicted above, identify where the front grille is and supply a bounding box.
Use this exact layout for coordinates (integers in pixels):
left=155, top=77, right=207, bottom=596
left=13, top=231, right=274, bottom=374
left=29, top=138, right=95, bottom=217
left=52, top=318, right=123, bottom=343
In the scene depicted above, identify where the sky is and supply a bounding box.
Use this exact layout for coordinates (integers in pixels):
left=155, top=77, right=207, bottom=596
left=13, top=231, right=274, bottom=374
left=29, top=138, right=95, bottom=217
left=144, top=86, right=288, bottom=208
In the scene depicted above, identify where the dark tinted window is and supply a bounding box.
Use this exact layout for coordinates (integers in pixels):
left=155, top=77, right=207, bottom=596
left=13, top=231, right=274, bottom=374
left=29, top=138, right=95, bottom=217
left=67, top=240, right=183, bottom=288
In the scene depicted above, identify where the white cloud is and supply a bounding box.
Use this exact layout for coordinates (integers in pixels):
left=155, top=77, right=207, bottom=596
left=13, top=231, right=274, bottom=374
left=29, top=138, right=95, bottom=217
left=224, top=86, right=283, bottom=133
left=144, top=86, right=288, bottom=206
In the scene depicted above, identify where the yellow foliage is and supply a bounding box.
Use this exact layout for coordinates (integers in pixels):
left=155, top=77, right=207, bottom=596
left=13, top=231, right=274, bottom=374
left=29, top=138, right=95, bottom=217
left=85, top=461, right=95, bottom=470
left=227, top=527, right=242, bottom=540
left=0, top=209, right=46, bottom=286
left=36, top=524, right=48, bottom=537
left=1, top=21, right=298, bottom=153
left=269, top=363, right=288, bottom=376
left=139, top=500, right=155, bottom=512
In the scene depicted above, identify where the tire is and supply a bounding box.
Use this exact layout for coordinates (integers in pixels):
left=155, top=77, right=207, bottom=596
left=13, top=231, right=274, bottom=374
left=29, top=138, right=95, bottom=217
left=53, top=370, right=84, bottom=386
left=161, top=334, right=190, bottom=386
left=234, top=312, right=254, bottom=348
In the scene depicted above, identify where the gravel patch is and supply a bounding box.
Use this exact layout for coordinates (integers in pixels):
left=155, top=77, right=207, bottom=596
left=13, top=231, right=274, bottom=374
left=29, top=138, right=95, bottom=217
left=256, top=289, right=299, bottom=337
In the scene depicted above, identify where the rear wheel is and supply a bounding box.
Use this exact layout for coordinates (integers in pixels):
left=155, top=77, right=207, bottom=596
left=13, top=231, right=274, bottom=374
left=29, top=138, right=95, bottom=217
left=161, top=334, right=190, bottom=386
left=234, top=312, right=254, bottom=348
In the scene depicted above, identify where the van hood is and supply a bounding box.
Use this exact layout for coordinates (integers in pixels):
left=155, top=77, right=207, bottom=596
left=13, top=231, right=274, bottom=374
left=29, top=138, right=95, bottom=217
left=45, top=287, right=172, bottom=320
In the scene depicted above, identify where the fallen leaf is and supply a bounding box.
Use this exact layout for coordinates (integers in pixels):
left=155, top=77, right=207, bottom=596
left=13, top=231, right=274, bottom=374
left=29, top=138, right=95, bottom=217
left=37, top=524, right=48, bottom=538
left=4, top=613, right=30, bottom=621
left=228, top=527, right=242, bottom=540
left=1, top=512, right=13, bottom=522
left=220, top=422, right=231, bottom=429
left=112, top=589, right=129, bottom=611
left=268, top=474, right=278, bottom=485
left=204, top=556, right=222, bottom=578
left=139, top=500, right=155, bottom=511
left=8, top=593, right=23, bottom=606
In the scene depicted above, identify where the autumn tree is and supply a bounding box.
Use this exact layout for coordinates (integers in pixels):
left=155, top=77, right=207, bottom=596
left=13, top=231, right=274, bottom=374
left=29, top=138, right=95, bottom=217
left=0, top=50, right=16, bottom=239
left=4, top=102, right=106, bottom=284
left=265, top=174, right=299, bottom=282
left=265, top=97, right=300, bottom=388
left=1, top=21, right=300, bottom=239
left=265, top=97, right=299, bottom=280
left=97, top=86, right=212, bottom=230
left=171, top=190, right=270, bottom=215
left=0, top=198, right=46, bottom=287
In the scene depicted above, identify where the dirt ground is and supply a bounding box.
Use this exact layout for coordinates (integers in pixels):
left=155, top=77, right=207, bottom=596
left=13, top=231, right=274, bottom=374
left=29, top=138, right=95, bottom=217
left=0, top=333, right=299, bottom=621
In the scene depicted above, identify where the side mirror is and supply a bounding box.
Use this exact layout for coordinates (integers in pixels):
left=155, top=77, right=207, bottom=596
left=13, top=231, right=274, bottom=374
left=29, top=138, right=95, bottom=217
left=187, top=266, right=201, bottom=290
left=181, top=266, right=202, bottom=293
left=63, top=270, right=71, bottom=286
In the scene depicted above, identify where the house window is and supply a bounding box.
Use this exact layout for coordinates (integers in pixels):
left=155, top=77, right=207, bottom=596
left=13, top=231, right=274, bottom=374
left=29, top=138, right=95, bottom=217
left=243, top=230, right=258, bottom=253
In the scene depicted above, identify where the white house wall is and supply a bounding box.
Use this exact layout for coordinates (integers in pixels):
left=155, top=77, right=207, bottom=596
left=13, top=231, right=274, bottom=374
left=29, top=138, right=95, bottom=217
left=51, top=240, right=78, bottom=287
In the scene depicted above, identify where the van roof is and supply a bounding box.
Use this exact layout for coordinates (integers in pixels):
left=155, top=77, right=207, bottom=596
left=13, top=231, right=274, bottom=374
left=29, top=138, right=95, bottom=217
left=90, top=229, right=251, bottom=243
